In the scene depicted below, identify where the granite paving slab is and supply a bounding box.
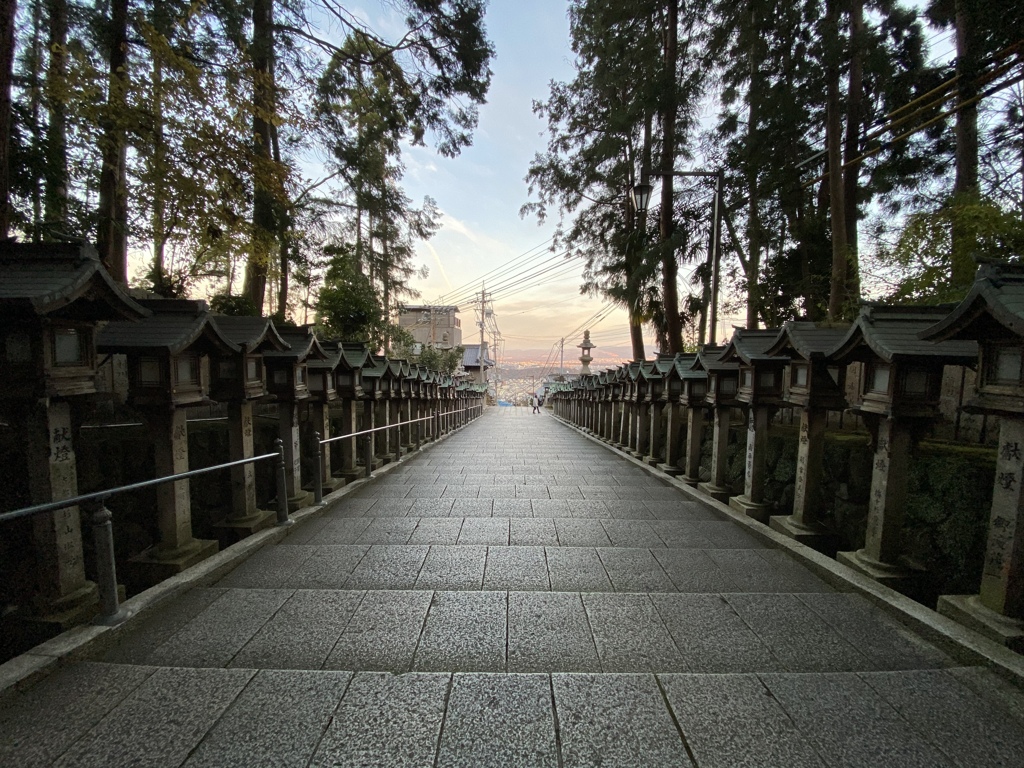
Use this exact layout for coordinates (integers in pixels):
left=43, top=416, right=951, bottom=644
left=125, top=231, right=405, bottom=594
left=182, top=669, right=352, bottom=767
left=52, top=667, right=255, bottom=767
left=323, top=590, right=432, bottom=672
left=660, top=673, right=825, bottom=767
left=761, top=671, right=957, bottom=767
left=508, top=592, right=601, bottom=672
left=552, top=673, right=693, bottom=767
left=544, top=547, right=614, bottom=592
left=309, top=672, right=449, bottom=768
left=229, top=590, right=363, bottom=669
left=414, top=591, right=508, bottom=672
left=415, top=546, right=487, bottom=590
left=437, top=673, right=558, bottom=767
left=483, top=546, right=550, bottom=591
left=0, top=662, right=155, bottom=767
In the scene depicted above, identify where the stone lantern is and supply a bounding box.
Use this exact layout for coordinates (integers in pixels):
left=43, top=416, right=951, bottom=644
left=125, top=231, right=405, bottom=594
left=333, top=343, right=372, bottom=481
left=764, top=321, right=850, bottom=551
left=264, top=327, right=330, bottom=511
left=656, top=353, right=695, bottom=476
left=97, top=298, right=239, bottom=581
left=360, top=355, right=389, bottom=467
left=207, top=315, right=290, bottom=539
left=920, top=263, right=1024, bottom=650
left=578, top=330, right=595, bottom=375
left=0, top=242, right=146, bottom=632
left=307, top=341, right=344, bottom=494
left=677, top=354, right=710, bottom=486
left=718, top=328, right=786, bottom=523
left=829, top=304, right=977, bottom=589
left=642, top=355, right=673, bottom=466
left=696, top=344, right=740, bottom=502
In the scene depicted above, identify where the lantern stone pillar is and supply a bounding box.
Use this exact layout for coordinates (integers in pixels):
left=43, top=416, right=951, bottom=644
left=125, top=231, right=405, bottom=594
left=698, top=406, right=732, bottom=503
left=658, top=403, right=684, bottom=476
left=278, top=403, right=310, bottom=511
left=133, top=408, right=218, bottom=581
left=837, top=416, right=920, bottom=587
left=311, top=401, right=342, bottom=493
left=643, top=402, right=665, bottom=466
left=681, top=406, right=706, bottom=486
left=770, top=407, right=835, bottom=550
left=215, top=401, right=274, bottom=540
left=19, top=400, right=98, bottom=624
left=632, top=402, right=649, bottom=458
left=938, top=419, right=1024, bottom=650
left=363, top=399, right=380, bottom=469
left=337, top=399, right=360, bottom=481
left=730, top=406, right=772, bottom=523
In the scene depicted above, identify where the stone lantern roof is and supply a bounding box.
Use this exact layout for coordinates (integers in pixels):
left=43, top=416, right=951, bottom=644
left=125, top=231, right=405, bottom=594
left=97, top=298, right=238, bottom=355
left=918, top=262, right=1024, bottom=343
left=765, top=321, right=850, bottom=361
left=719, top=327, right=786, bottom=365
left=0, top=242, right=148, bottom=322
left=267, top=326, right=330, bottom=364
left=828, top=303, right=977, bottom=364
left=209, top=315, right=290, bottom=353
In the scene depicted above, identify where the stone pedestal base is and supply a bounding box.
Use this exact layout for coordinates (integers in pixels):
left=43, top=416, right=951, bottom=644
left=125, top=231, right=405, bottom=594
left=679, top=474, right=701, bottom=487
left=837, top=548, right=923, bottom=590
left=335, top=470, right=362, bottom=484
left=937, top=594, right=1024, bottom=653
left=286, top=491, right=311, bottom=513
left=1, top=581, right=109, bottom=658
left=729, top=494, right=772, bottom=524
left=657, top=463, right=683, bottom=477
left=321, top=475, right=346, bottom=493
left=697, top=482, right=731, bottom=504
left=629, top=450, right=644, bottom=460
left=642, top=454, right=660, bottom=467
left=127, top=538, right=219, bottom=589
left=212, top=509, right=277, bottom=546
left=769, top=515, right=837, bottom=554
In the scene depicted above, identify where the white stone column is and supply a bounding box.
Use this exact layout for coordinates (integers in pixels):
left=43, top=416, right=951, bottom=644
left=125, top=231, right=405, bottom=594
left=644, top=401, right=664, bottom=466
left=730, top=406, right=771, bottom=523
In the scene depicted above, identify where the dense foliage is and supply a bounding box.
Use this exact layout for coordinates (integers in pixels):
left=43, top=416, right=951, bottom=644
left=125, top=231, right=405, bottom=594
left=524, top=0, right=1024, bottom=349
left=0, top=0, right=493, bottom=345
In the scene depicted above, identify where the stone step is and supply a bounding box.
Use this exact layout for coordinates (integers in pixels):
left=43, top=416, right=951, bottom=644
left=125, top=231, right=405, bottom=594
left=99, top=588, right=952, bottom=675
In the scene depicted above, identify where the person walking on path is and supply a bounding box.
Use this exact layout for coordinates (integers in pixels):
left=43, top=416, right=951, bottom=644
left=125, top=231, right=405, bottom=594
left=531, top=395, right=540, bottom=414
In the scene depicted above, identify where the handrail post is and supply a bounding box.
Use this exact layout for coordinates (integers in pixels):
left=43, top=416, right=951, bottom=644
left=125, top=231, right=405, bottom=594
left=274, top=438, right=292, bottom=526
left=89, top=499, right=129, bottom=626
left=415, top=416, right=422, bottom=451
left=313, top=431, right=324, bottom=506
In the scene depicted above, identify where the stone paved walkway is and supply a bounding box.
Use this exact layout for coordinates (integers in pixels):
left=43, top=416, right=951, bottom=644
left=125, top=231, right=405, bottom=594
left=3, top=407, right=1024, bottom=766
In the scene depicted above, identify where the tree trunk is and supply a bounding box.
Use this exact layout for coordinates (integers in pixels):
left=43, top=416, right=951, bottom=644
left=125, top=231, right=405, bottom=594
left=96, top=0, right=129, bottom=282
left=843, top=0, right=864, bottom=304
left=0, top=0, right=17, bottom=238
left=151, top=51, right=166, bottom=294
left=27, top=0, right=43, bottom=239
left=243, top=0, right=276, bottom=313
left=825, top=0, right=847, bottom=321
left=43, top=0, right=67, bottom=234
left=659, top=0, right=683, bottom=354
left=745, top=2, right=761, bottom=330
left=951, top=0, right=979, bottom=288
left=272, top=121, right=289, bottom=318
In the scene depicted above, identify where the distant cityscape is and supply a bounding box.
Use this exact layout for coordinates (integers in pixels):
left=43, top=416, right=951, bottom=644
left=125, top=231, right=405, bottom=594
left=490, top=348, right=647, bottom=404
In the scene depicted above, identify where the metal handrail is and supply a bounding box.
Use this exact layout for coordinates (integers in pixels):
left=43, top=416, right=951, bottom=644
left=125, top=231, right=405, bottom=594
left=0, top=439, right=295, bottom=627
left=310, top=402, right=485, bottom=502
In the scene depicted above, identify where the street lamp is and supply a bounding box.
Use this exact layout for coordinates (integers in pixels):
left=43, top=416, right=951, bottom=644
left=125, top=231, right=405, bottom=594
left=630, top=182, right=653, bottom=213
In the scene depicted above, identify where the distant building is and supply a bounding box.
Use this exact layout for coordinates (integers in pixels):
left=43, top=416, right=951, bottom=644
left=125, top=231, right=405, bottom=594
left=397, top=305, right=462, bottom=350
left=462, top=342, right=495, bottom=384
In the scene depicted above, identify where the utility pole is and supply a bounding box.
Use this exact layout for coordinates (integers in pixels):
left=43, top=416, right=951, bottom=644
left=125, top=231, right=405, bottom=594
left=479, top=284, right=487, bottom=386
left=559, top=337, right=564, bottom=379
